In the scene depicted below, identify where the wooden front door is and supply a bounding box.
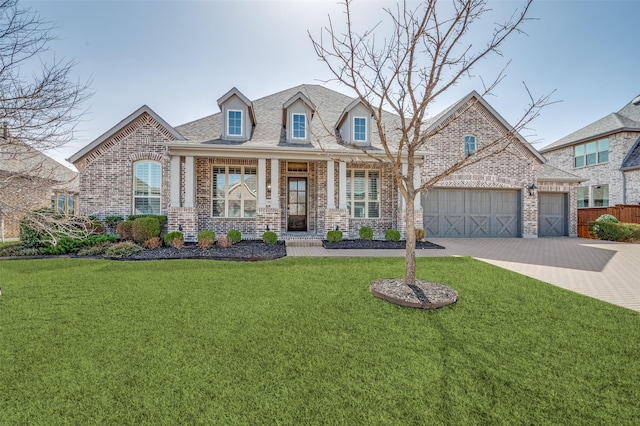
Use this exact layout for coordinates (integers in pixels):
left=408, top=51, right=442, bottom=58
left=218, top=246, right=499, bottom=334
left=287, top=177, right=307, bottom=231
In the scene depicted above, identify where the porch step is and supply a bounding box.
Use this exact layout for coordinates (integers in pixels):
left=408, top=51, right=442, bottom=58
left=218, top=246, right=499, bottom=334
left=285, top=239, right=324, bottom=247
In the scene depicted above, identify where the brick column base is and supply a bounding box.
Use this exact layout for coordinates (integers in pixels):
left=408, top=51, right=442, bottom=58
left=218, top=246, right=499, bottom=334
left=324, top=209, right=349, bottom=236
left=168, top=207, right=198, bottom=242
left=397, top=208, right=424, bottom=239
left=256, top=208, right=282, bottom=238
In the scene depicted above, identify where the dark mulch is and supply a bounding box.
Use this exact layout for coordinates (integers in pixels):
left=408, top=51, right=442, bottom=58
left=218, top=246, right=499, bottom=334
left=124, top=240, right=286, bottom=261
left=322, top=240, right=445, bottom=250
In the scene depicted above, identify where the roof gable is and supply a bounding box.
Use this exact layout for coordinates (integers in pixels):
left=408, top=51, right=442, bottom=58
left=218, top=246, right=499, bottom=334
left=217, top=87, right=256, bottom=125
left=621, top=136, right=640, bottom=171
left=68, top=105, right=184, bottom=163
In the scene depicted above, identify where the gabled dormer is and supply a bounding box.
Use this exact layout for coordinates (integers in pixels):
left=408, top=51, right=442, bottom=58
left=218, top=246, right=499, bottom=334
left=282, top=92, right=316, bottom=143
left=217, top=88, right=256, bottom=141
left=336, top=99, right=372, bottom=146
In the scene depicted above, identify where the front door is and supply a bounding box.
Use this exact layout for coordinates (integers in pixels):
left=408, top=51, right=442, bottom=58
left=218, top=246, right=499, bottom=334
left=287, top=177, right=307, bottom=231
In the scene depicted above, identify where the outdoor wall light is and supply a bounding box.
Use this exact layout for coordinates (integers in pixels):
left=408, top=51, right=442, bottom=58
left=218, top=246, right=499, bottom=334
left=266, top=225, right=270, bottom=231
left=335, top=225, right=340, bottom=231
left=178, top=224, right=183, bottom=231
left=527, top=184, right=538, bottom=196
left=266, top=180, right=272, bottom=191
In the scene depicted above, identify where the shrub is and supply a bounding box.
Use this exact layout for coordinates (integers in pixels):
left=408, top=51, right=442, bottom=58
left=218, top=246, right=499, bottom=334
left=227, top=229, right=242, bottom=243
left=588, top=221, right=640, bottom=242
left=415, top=228, right=426, bottom=241
left=198, top=230, right=216, bottom=248
left=0, top=243, right=32, bottom=257
left=596, top=214, right=619, bottom=223
left=171, top=238, right=184, bottom=249
left=104, top=241, right=142, bottom=258
left=359, top=226, right=374, bottom=240
left=164, top=231, right=184, bottom=248
left=104, top=215, right=123, bottom=229
left=327, top=230, right=343, bottom=242
left=83, top=234, right=119, bottom=246
left=40, top=237, right=82, bottom=255
left=19, top=219, right=42, bottom=249
left=132, top=217, right=160, bottom=244
left=262, top=231, right=278, bottom=244
left=385, top=229, right=401, bottom=242
left=116, top=220, right=134, bottom=240
left=142, top=237, right=162, bottom=249
left=127, top=214, right=167, bottom=229
left=216, top=235, right=232, bottom=248
left=87, top=219, right=106, bottom=235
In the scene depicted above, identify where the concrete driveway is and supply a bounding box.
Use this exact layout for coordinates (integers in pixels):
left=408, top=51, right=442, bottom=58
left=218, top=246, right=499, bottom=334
left=287, top=238, right=640, bottom=312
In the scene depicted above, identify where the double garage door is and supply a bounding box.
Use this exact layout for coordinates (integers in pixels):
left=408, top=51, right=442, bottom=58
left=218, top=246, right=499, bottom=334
left=422, top=189, right=521, bottom=238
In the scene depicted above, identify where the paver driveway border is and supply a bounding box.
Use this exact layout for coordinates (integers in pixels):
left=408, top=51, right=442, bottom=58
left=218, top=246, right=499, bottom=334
left=286, top=238, right=640, bottom=312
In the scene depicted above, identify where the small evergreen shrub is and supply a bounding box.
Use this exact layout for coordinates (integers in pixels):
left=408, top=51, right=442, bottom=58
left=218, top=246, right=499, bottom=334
left=385, top=229, right=401, bottom=242
left=164, top=231, right=184, bottom=248
left=198, top=230, right=216, bottom=249
left=116, top=220, right=134, bottom=240
left=262, top=231, right=278, bottom=244
left=596, top=214, right=619, bottom=223
left=104, top=215, right=123, bottom=229
left=227, top=229, right=242, bottom=243
left=104, top=241, right=142, bottom=258
left=415, top=228, right=426, bottom=241
left=40, top=237, right=83, bottom=255
left=142, top=237, right=162, bottom=249
left=88, top=219, right=106, bottom=235
left=217, top=235, right=232, bottom=248
left=127, top=214, right=168, bottom=229
left=132, top=217, right=160, bottom=244
left=0, top=243, right=34, bottom=257
left=77, top=243, right=113, bottom=256
left=327, top=230, right=343, bottom=242
left=588, top=221, right=640, bottom=242
left=83, top=234, right=119, bottom=246
left=359, top=226, right=374, bottom=240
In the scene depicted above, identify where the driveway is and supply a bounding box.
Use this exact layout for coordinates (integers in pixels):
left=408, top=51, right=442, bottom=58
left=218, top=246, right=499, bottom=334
left=287, top=238, right=640, bottom=312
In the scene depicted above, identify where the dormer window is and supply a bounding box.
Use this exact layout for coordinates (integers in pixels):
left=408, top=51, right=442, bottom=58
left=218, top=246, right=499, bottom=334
left=464, top=135, right=476, bottom=157
left=227, top=110, right=243, bottom=136
left=292, top=113, right=306, bottom=139
left=353, top=117, right=367, bottom=143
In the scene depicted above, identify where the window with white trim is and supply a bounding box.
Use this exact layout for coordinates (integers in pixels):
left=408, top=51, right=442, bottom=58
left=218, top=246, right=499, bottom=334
left=592, top=184, right=609, bottom=207
left=133, top=161, right=161, bottom=215
left=464, top=135, right=476, bottom=157
left=353, top=117, right=367, bottom=142
left=292, top=113, right=306, bottom=139
left=577, top=187, right=589, bottom=208
left=574, top=138, right=608, bottom=168
left=227, top=110, right=243, bottom=136
left=346, top=169, right=380, bottom=218
left=212, top=165, right=257, bottom=218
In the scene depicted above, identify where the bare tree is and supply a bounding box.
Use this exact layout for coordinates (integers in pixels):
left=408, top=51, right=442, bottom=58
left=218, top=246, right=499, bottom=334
left=310, top=0, right=552, bottom=285
left=0, top=0, right=91, bottom=237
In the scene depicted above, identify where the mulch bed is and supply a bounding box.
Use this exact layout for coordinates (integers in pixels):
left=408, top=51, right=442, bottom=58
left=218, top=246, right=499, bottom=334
left=370, top=278, right=458, bottom=309
left=322, top=240, right=445, bottom=250
left=123, top=240, right=286, bottom=261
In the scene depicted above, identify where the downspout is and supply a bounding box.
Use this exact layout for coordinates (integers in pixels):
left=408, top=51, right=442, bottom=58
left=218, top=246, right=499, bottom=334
left=622, top=169, right=627, bottom=204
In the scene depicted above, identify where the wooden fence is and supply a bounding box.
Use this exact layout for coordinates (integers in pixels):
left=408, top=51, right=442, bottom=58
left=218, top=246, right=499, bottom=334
left=577, top=204, right=640, bottom=238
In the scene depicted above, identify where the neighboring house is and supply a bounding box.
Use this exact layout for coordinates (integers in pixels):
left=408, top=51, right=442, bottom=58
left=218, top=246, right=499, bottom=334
left=541, top=95, right=640, bottom=209
left=0, top=138, right=79, bottom=240
left=68, top=84, right=581, bottom=241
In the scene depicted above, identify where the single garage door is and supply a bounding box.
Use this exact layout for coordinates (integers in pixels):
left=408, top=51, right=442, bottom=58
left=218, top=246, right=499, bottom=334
left=538, top=193, right=568, bottom=237
left=422, top=189, right=521, bottom=237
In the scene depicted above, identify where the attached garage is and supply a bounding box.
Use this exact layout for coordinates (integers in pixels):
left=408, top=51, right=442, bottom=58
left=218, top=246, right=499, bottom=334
left=538, top=193, right=568, bottom=236
left=422, top=188, right=522, bottom=238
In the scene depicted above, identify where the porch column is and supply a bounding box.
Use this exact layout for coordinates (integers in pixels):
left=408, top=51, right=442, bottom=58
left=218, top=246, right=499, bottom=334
left=258, top=158, right=267, bottom=208
left=170, top=155, right=181, bottom=207
left=338, top=161, right=347, bottom=209
left=326, top=160, right=335, bottom=209
left=270, top=158, right=279, bottom=208
left=184, top=156, right=195, bottom=208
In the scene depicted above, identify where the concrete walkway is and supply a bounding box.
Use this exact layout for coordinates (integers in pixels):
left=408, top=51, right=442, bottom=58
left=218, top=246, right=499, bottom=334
left=286, top=238, right=640, bottom=312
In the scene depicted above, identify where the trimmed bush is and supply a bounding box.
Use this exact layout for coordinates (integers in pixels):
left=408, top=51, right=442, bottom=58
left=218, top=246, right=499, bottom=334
left=104, top=215, right=123, bottom=229
left=132, top=217, right=160, bottom=243
left=327, top=230, right=343, bottom=242
left=216, top=235, right=232, bottom=248
left=116, top=220, right=134, bottom=240
left=104, top=241, right=142, bottom=258
left=385, top=229, right=401, bottom=242
left=415, top=228, right=426, bottom=241
left=359, top=226, right=374, bottom=240
left=198, top=230, right=216, bottom=249
left=143, top=237, right=162, bottom=249
left=262, top=231, right=278, bottom=244
left=227, top=229, right=242, bottom=244
left=588, top=221, right=640, bottom=242
left=596, top=214, right=619, bottom=223
left=164, top=231, right=184, bottom=248
left=127, top=214, right=167, bottom=229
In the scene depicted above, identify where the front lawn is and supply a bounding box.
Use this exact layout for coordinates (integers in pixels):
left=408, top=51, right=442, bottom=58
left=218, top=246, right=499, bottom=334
left=1, top=257, right=638, bottom=424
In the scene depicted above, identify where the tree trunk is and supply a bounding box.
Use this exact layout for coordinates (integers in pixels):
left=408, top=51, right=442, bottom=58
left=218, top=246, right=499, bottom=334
left=404, top=193, right=417, bottom=285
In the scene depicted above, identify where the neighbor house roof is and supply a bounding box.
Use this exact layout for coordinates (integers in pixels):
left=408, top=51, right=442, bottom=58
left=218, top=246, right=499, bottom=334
left=540, top=96, right=640, bottom=153
left=535, top=163, right=585, bottom=182
left=621, top=136, right=640, bottom=171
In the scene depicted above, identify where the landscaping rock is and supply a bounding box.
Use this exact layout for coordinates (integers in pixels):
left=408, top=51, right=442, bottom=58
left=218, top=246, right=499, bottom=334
left=370, top=278, right=458, bottom=309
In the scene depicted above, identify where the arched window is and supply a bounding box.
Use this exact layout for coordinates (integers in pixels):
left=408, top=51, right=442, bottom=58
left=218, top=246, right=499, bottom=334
left=134, top=161, right=161, bottom=215
left=464, top=135, right=476, bottom=157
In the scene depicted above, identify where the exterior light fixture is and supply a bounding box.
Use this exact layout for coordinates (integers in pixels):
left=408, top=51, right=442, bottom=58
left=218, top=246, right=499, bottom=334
left=178, top=224, right=183, bottom=231
left=527, top=184, right=538, bottom=196
left=266, top=180, right=272, bottom=191
left=266, top=225, right=270, bottom=231
left=335, top=225, right=340, bottom=231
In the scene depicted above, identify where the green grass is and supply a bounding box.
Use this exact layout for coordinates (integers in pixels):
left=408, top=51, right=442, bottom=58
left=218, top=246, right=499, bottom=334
left=1, top=257, right=639, bottom=425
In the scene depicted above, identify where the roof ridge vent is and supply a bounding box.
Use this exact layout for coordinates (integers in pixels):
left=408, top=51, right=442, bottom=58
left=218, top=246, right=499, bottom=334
left=632, top=94, right=640, bottom=106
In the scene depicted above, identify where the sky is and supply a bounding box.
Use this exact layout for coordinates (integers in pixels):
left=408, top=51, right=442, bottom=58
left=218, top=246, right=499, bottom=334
left=21, top=0, right=640, bottom=170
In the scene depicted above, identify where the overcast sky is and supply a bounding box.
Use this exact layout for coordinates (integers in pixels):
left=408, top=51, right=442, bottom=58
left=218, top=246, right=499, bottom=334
left=23, top=0, right=640, bottom=169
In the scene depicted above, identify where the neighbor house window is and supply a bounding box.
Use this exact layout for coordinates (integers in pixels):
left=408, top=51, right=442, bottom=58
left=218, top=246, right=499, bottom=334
left=227, top=110, right=243, bottom=136
left=292, top=113, right=306, bottom=139
left=134, top=161, right=161, bottom=215
left=346, top=169, right=380, bottom=218
left=592, top=184, right=609, bottom=207
left=51, top=193, right=78, bottom=215
left=464, top=135, right=476, bottom=157
left=212, top=165, right=257, bottom=218
left=577, top=187, right=589, bottom=208
left=574, top=138, right=608, bottom=168
left=353, top=117, right=367, bottom=142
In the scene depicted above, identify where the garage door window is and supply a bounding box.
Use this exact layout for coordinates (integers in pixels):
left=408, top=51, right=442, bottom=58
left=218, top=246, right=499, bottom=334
left=346, top=169, right=379, bottom=218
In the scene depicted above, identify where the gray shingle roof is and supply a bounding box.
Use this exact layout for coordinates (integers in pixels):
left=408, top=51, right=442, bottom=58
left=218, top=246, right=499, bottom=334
left=535, top=163, right=584, bottom=182
left=541, top=97, right=640, bottom=153
left=621, top=136, right=640, bottom=171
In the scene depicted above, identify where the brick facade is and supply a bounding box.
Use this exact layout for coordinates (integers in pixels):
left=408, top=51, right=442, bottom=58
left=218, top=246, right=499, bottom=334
left=0, top=175, right=51, bottom=239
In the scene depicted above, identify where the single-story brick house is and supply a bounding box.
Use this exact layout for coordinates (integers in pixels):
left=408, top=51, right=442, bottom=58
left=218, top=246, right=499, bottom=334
left=68, top=84, right=581, bottom=240
left=541, top=94, right=640, bottom=208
